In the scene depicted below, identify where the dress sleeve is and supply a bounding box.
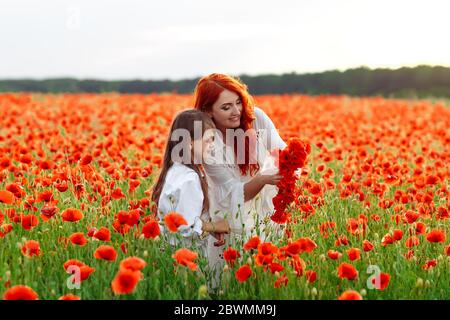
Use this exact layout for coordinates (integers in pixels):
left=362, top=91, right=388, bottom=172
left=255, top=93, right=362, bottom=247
left=254, top=107, right=287, bottom=151
left=174, top=173, right=204, bottom=238
left=203, top=163, right=245, bottom=218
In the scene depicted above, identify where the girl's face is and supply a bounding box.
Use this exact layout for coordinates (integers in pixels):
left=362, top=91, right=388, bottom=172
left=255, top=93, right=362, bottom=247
left=208, top=89, right=243, bottom=131
left=192, top=128, right=215, bottom=163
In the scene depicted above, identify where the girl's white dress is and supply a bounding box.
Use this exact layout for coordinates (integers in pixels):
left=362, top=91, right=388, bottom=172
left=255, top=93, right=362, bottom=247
left=157, top=162, right=209, bottom=255
left=204, top=106, right=287, bottom=278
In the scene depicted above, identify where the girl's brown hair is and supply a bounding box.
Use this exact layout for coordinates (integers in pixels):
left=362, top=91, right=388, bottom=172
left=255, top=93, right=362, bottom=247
left=151, top=109, right=215, bottom=214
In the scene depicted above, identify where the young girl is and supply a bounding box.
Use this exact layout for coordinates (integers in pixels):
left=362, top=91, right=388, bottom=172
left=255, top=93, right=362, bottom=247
left=151, top=109, right=230, bottom=255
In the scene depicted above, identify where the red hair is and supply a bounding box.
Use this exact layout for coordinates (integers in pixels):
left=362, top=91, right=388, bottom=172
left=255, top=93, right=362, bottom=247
left=193, top=73, right=259, bottom=176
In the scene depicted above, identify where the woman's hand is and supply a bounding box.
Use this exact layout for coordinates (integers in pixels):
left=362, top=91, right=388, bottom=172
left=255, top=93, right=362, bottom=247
left=244, top=173, right=283, bottom=201
left=202, top=219, right=230, bottom=234
left=260, top=173, right=283, bottom=186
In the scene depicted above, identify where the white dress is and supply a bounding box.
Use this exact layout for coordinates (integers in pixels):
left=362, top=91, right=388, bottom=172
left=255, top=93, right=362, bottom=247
left=157, top=162, right=209, bottom=255
left=204, top=106, right=287, bottom=275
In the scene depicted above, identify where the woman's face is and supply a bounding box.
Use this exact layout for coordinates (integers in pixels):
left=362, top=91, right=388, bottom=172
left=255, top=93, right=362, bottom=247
left=208, top=89, right=243, bottom=131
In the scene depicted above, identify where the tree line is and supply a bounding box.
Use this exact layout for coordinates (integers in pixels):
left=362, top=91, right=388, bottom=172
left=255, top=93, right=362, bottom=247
left=1, top=65, right=449, bottom=98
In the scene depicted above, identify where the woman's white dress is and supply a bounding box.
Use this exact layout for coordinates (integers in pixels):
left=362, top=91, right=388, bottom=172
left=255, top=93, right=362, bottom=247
left=204, top=106, right=287, bottom=277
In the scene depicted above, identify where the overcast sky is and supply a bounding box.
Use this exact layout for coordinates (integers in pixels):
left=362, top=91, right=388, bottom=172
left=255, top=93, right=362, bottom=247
left=1, top=0, right=449, bottom=80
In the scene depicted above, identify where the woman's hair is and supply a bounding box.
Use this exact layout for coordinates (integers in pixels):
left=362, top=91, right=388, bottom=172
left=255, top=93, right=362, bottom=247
left=193, top=73, right=259, bottom=176
left=151, top=109, right=215, bottom=214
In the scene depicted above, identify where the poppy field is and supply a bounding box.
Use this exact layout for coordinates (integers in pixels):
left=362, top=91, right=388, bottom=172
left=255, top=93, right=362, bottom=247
left=0, top=93, right=449, bottom=300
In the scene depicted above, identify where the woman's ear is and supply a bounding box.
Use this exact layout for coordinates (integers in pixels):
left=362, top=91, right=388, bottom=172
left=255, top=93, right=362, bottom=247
left=205, top=110, right=213, bottom=119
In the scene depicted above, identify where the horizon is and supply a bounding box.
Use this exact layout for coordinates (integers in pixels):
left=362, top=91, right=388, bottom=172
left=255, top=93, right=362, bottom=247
left=1, top=64, right=448, bottom=82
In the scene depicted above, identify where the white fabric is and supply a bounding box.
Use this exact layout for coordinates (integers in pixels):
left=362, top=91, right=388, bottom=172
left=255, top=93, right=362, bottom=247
left=204, top=107, right=287, bottom=287
left=157, top=162, right=209, bottom=254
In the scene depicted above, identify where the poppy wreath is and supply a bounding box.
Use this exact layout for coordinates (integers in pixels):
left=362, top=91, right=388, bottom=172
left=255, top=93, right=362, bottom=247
left=271, top=138, right=311, bottom=224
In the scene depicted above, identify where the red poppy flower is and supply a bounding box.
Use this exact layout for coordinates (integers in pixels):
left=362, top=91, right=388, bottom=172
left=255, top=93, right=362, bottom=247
left=381, top=233, right=394, bottom=246
left=274, top=274, right=289, bottom=288
left=21, top=240, right=41, bottom=257
left=0, top=190, right=14, bottom=204
left=63, top=259, right=85, bottom=271
left=404, top=210, right=419, bottom=224
left=422, top=259, right=437, bottom=270
left=362, top=240, right=374, bottom=252
left=235, top=264, right=252, bottom=283
left=3, top=285, right=38, bottom=300
left=172, top=248, right=198, bottom=271
left=244, top=236, right=261, bottom=251
left=297, top=237, right=317, bottom=253
left=59, top=294, right=81, bottom=300
left=305, top=270, right=317, bottom=283
left=327, top=250, right=342, bottom=260
left=20, top=214, right=39, bottom=231
left=393, top=229, right=403, bottom=241
left=223, top=247, right=240, bottom=267
left=111, top=269, right=142, bottom=295
left=142, top=220, right=160, bottom=239
left=372, top=272, right=391, bottom=290
left=61, top=208, right=84, bottom=222
left=346, top=248, right=361, bottom=261
left=40, top=205, right=58, bottom=221
left=405, top=236, right=420, bottom=248
left=63, top=259, right=95, bottom=281
left=111, top=187, right=126, bottom=200
left=426, top=230, right=446, bottom=243
left=164, top=212, right=188, bottom=232
left=93, top=227, right=111, bottom=241
left=119, top=257, right=147, bottom=272
left=94, top=245, right=118, bottom=261
left=269, top=262, right=285, bottom=273
left=445, top=245, right=450, bottom=256
left=79, top=154, right=93, bottom=166
left=337, top=263, right=358, bottom=280
left=338, top=290, right=362, bottom=300
left=69, top=232, right=88, bottom=246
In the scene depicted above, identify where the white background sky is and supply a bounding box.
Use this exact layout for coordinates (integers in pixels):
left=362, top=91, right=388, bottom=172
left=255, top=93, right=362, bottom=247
left=1, top=0, right=449, bottom=80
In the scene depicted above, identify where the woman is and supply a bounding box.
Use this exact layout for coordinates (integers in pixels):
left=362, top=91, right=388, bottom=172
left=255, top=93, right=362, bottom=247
left=193, top=73, right=287, bottom=276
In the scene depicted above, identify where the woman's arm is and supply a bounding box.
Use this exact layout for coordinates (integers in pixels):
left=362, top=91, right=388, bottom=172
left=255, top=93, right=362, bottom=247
left=254, top=107, right=287, bottom=151
left=244, top=173, right=282, bottom=202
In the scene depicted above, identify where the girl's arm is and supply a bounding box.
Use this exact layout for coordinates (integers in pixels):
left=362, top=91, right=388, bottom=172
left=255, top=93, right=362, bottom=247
left=174, top=173, right=205, bottom=238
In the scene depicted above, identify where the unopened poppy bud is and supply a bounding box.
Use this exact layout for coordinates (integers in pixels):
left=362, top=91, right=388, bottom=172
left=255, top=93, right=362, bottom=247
left=416, top=278, right=424, bottom=288
left=311, top=287, right=318, bottom=296
left=360, top=289, right=367, bottom=296
left=143, top=250, right=148, bottom=257
left=223, top=264, right=229, bottom=272
left=247, top=257, right=252, bottom=265
left=198, top=285, right=208, bottom=298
